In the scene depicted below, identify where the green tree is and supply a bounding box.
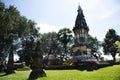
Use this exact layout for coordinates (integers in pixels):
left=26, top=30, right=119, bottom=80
left=87, top=35, right=101, bottom=59
left=0, top=1, right=6, bottom=64
left=22, top=37, right=35, bottom=66
left=57, top=28, right=73, bottom=61
left=18, top=19, right=40, bottom=64
left=41, top=32, right=58, bottom=56
left=0, top=1, right=40, bottom=74
left=1, top=4, right=21, bottom=74
left=115, top=36, right=120, bottom=55
left=102, top=29, right=118, bottom=62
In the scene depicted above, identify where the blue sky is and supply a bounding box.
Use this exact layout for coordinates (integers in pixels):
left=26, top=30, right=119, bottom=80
left=2, top=0, right=120, bottom=41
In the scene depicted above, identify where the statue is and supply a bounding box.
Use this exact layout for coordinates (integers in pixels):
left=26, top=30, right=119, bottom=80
left=28, top=41, right=46, bottom=80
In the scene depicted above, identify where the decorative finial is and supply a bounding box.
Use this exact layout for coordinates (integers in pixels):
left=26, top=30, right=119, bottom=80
left=77, top=2, right=82, bottom=14
left=78, top=3, right=81, bottom=10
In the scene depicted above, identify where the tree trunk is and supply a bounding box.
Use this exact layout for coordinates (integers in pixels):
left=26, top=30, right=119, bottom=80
left=6, top=48, right=15, bottom=74
left=112, top=53, right=116, bottom=63
left=113, top=56, right=116, bottom=63
left=64, top=45, right=67, bottom=60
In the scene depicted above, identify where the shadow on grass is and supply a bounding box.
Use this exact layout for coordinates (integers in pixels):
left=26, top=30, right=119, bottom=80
left=114, top=72, right=120, bottom=80
left=114, top=76, right=120, bottom=80
left=0, top=72, right=15, bottom=77
left=0, top=73, right=7, bottom=77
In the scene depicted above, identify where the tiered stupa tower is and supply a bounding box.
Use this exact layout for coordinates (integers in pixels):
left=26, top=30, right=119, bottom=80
left=73, top=5, right=89, bottom=55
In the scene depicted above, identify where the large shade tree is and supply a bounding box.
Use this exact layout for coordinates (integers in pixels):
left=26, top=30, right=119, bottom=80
left=0, top=1, right=40, bottom=74
left=18, top=19, right=40, bottom=64
left=57, top=28, right=73, bottom=61
left=0, top=2, right=7, bottom=65
left=102, top=29, right=118, bottom=62
left=0, top=3, right=21, bottom=74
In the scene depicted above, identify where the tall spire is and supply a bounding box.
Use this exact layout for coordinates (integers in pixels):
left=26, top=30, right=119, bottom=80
left=73, top=5, right=89, bottom=32
left=77, top=5, right=82, bottom=14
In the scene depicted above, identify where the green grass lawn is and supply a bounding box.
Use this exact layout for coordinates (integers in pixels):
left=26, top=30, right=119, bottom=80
left=0, top=65, right=120, bottom=80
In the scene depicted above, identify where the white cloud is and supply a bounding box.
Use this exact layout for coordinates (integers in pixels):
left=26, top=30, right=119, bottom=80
left=36, top=24, right=67, bottom=33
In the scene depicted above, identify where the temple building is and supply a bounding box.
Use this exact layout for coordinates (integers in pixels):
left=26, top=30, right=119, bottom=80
left=72, top=5, right=90, bottom=55
left=71, top=5, right=97, bottom=68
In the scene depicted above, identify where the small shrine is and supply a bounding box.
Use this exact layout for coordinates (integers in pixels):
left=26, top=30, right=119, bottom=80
left=44, top=54, right=58, bottom=66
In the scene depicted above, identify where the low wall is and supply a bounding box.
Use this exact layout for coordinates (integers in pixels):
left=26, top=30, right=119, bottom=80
left=44, top=62, right=120, bottom=70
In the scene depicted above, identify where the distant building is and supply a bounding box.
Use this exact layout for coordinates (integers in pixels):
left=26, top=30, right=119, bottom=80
left=44, top=54, right=58, bottom=66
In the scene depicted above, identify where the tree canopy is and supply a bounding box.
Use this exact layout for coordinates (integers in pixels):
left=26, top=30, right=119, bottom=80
left=41, top=32, right=58, bottom=55
left=57, top=28, right=73, bottom=60
left=102, top=29, right=118, bottom=62
left=87, top=35, right=101, bottom=59
left=0, top=1, right=40, bottom=74
left=115, top=36, right=120, bottom=54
